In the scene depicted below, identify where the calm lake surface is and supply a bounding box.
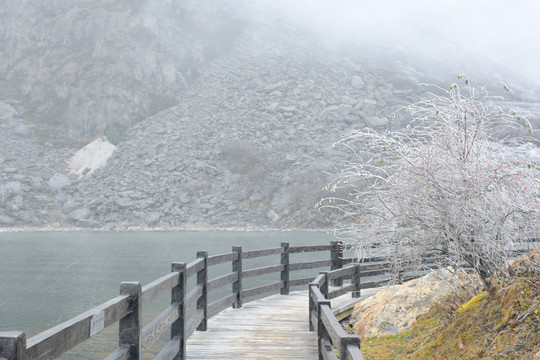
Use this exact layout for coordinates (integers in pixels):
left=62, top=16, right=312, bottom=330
left=0, top=231, right=335, bottom=341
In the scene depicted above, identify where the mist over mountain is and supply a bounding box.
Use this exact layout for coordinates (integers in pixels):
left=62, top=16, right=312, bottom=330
left=1, top=0, right=247, bottom=143
left=1, top=1, right=539, bottom=230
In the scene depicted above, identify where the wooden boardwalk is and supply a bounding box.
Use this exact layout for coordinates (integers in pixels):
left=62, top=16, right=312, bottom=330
left=186, top=290, right=375, bottom=359
left=0, top=242, right=383, bottom=360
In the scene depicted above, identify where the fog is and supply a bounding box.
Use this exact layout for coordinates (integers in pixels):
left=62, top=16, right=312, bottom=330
left=245, top=0, right=540, bottom=85
left=1, top=0, right=539, bottom=231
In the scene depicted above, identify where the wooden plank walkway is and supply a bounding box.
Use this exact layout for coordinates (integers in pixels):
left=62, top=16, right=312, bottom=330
left=186, top=289, right=380, bottom=359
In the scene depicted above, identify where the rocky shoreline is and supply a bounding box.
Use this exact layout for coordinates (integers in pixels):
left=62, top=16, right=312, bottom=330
left=0, top=225, right=331, bottom=233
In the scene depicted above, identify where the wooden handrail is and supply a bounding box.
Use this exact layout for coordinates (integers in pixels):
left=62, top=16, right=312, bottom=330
left=309, top=264, right=365, bottom=360
left=1, top=240, right=387, bottom=360
left=24, top=294, right=131, bottom=360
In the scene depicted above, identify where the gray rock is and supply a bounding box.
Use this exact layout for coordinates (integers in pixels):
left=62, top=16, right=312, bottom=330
left=147, top=212, right=160, bottom=224
left=285, top=153, right=296, bottom=161
left=178, top=192, right=190, bottom=204
left=351, top=75, right=365, bottom=88
left=62, top=198, right=78, bottom=214
left=267, top=209, right=280, bottom=222
left=341, top=95, right=358, bottom=106
left=355, top=99, right=377, bottom=113
left=266, top=102, right=280, bottom=113
left=68, top=208, right=90, bottom=221
left=365, top=116, right=388, bottom=128
left=280, top=106, right=296, bottom=113
left=115, top=198, right=136, bottom=208
left=13, top=123, right=29, bottom=136
left=351, top=269, right=477, bottom=340
left=48, top=173, right=71, bottom=193
left=264, top=81, right=287, bottom=92
left=0, top=214, right=15, bottom=225
left=0, top=102, right=18, bottom=121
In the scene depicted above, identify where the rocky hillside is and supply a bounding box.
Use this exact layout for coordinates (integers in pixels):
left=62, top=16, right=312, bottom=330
left=1, top=2, right=539, bottom=230
left=0, top=0, right=245, bottom=143
left=64, top=24, right=411, bottom=230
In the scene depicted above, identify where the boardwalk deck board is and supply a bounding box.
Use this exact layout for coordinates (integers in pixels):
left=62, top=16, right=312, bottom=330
left=186, top=290, right=368, bottom=359
left=186, top=291, right=316, bottom=359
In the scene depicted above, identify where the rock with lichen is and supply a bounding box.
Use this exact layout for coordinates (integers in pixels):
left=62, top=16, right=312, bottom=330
left=351, top=269, right=475, bottom=340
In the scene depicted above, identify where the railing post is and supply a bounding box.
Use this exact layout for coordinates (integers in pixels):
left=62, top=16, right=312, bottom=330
left=0, top=331, right=26, bottom=360
left=319, top=271, right=329, bottom=298
left=280, top=242, right=290, bottom=295
left=317, top=300, right=331, bottom=360
left=331, top=241, right=343, bottom=286
left=351, top=263, right=361, bottom=298
left=308, top=284, right=317, bottom=332
left=196, top=251, right=208, bottom=331
left=119, top=282, right=142, bottom=360
left=232, top=246, right=243, bottom=308
left=341, top=334, right=361, bottom=360
left=171, top=262, right=186, bottom=360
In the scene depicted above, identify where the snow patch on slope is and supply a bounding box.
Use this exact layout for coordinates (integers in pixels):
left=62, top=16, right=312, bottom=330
left=69, top=137, right=116, bottom=179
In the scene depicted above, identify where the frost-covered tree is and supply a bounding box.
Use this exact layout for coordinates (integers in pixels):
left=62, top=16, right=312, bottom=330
left=319, top=79, right=539, bottom=287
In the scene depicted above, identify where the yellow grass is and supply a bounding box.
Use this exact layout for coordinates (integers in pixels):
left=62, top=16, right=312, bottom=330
left=360, top=275, right=539, bottom=360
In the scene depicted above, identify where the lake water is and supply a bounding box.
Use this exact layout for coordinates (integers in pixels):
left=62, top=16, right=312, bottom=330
left=0, top=230, right=336, bottom=358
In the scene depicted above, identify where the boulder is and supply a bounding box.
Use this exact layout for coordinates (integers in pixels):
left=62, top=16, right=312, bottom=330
left=351, top=269, right=467, bottom=340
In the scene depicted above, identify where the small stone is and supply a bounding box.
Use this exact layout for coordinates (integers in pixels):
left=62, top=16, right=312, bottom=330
left=341, top=95, right=358, bottom=105
left=68, top=208, right=90, bottom=220
left=351, top=75, right=365, bottom=88
left=365, top=116, right=388, bottom=128
left=264, top=81, right=287, bottom=92
left=4, top=168, right=17, bottom=173
left=0, top=215, right=14, bottom=225
left=13, top=122, right=29, bottom=136
left=267, top=209, right=280, bottom=222
left=115, top=198, right=135, bottom=208
left=355, top=99, right=378, bottom=113
left=265, top=102, right=280, bottom=113
left=62, top=199, right=78, bottom=214
left=146, top=212, right=160, bottom=224
left=178, top=192, right=190, bottom=204
left=321, top=105, right=339, bottom=115
left=280, top=106, right=296, bottom=113
left=298, top=100, right=310, bottom=108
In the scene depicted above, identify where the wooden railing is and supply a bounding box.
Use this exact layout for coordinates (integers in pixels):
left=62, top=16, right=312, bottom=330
left=309, top=268, right=364, bottom=360
left=1, top=241, right=374, bottom=360
left=7, top=234, right=525, bottom=360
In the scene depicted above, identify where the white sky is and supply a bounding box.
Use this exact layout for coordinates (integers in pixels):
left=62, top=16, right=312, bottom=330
left=248, top=0, right=540, bottom=85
